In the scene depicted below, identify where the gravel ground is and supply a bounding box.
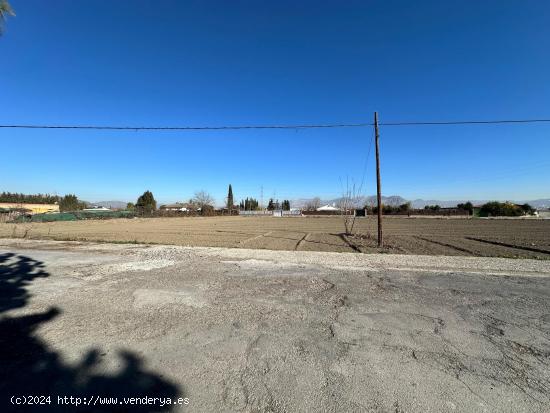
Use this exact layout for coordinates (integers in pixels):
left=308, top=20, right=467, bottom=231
left=1, top=216, right=549, bottom=258
left=1, top=239, right=550, bottom=412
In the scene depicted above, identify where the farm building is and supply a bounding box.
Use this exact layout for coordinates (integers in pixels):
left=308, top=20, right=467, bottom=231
left=317, top=204, right=340, bottom=211
left=83, top=206, right=111, bottom=211
left=160, top=203, right=194, bottom=212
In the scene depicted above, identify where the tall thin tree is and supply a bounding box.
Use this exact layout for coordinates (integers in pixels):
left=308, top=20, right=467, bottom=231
left=227, top=184, right=234, bottom=212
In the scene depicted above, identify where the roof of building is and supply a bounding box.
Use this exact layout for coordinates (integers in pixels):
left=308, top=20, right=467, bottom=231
left=317, top=204, right=340, bottom=211
left=161, top=203, right=194, bottom=209
left=84, top=206, right=111, bottom=211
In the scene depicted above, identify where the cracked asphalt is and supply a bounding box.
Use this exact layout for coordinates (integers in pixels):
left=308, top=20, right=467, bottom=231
left=1, top=239, right=550, bottom=412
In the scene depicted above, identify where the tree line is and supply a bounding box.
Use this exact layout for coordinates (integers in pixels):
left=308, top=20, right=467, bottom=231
left=0, top=192, right=87, bottom=212
left=7, top=188, right=535, bottom=218
left=478, top=202, right=535, bottom=217
left=267, top=199, right=291, bottom=211
left=239, top=198, right=259, bottom=211
left=132, top=189, right=218, bottom=216
left=366, top=201, right=535, bottom=217
left=2, top=185, right=290, bottom=216
left=0, top=192, right=61, bottom=204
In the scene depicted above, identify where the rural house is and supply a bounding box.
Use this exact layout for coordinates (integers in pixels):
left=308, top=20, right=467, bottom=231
left=160, top=203, right=194, bottom=212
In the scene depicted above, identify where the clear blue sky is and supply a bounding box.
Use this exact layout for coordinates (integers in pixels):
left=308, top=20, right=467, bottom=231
left=1, top=0, right=549, bottom=205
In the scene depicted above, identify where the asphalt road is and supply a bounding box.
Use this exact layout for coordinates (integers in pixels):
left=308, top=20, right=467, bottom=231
left=1, top=239, right=550, bottom=412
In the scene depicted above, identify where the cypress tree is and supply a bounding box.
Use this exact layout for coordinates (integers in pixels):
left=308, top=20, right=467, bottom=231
left=136, top=190, right=157, bottom=216
left=227, top=184, right=234, bottom=209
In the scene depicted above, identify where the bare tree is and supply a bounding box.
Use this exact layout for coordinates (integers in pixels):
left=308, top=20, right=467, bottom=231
left=192, top=190, right=214, bottom=209
left=305, top=197, right=321, bottom=211
left=339, top=178, right=360, bottom=235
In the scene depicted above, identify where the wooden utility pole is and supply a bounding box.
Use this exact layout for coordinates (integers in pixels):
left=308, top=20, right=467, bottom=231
left=374, top=112, right=383, bottom=247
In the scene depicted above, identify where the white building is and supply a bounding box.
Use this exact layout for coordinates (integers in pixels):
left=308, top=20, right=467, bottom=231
left=160, top=203, right=191, bottom=212
left=316, top=204, right=340, bottom=211
left=83, top=206, right=111, bottom=211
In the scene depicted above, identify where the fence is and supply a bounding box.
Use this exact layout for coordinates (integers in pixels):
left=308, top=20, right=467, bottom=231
left=239, top=210, right=273, bottom=216
left=154, top=209, right=239, bottom=217
left=302, top=210, right=353, bottom=216
left=0, top=210, right=26, bottom=223
left=282, top=210, right=302, bottom=216
left=239, top=210, right=303, bottom=217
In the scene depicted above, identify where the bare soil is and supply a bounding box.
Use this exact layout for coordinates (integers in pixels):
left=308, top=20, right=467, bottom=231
left=1, top=216, right=549, bottom=258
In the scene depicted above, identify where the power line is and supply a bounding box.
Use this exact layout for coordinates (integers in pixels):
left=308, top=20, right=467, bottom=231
left=0, top=118, right=550, bottom=131
left=357, top=126, right=375, bottom=196
left=0, top=123, right=372, bottom=131
left=380, top=119, right=550, bottom=126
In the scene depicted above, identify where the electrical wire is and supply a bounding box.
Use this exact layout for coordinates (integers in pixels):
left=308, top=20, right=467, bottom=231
left=357, top=127, right=375, bottom=196
left=381, top=119, right=550, bottom=126
left=0, top=123, right=372, bottom=131
left=1, top=118, right=550, bottom=131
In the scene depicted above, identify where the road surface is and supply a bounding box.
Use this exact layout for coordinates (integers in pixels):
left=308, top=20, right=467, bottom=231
left=1, top=239, right=550, bottom=412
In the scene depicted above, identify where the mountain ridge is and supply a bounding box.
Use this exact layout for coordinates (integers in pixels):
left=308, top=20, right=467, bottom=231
left=291, top=197, right=550, bottom=209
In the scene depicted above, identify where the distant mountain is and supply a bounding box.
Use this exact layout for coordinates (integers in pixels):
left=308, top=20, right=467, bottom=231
left=287, top=199, right=315, bottom=208
left=373, top=195, right=408, bottom=207
left=411, top=199, right=550, bottom=209
left=525, top=199, right=550, bottom=209
left=345, top=195, right=407, bottom=207
left=291, top=195, right=407, bottom=208
left=86, top=200, right=128, bottom=209
left=410, top=199, right=469, bottom=209
left=292, top=196, right=550, bottom=210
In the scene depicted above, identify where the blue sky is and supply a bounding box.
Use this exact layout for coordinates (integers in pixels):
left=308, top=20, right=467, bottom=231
left=1, top=0, right=549, bottom=205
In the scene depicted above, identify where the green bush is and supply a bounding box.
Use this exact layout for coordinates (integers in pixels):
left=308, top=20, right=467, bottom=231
left=520, top=203, right=536, bottom=215
left=424, top=205, right=441, bottom=211
left=457, top=202, right=474, bottom=215
left=59, top=194, right=87, bottom=212
left=479, top=202, right=523, bottom=217
left=398, top=202, right=411, bottom=212
left=370, top=203, right=411, bottom=214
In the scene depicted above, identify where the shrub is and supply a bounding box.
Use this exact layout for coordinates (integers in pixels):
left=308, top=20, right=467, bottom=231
left=200, top=205, right=215, bottom=216
left=520, top=203, right=536, bottom=215
left=479, top=201, right=523, bottom=217
left=398, top=202, right=411, bottom=212
left=424, top=205, right=441, bottom=211
left=59, top=194, right=86, bottom=212
left=457, top=202, right=474, bottom=215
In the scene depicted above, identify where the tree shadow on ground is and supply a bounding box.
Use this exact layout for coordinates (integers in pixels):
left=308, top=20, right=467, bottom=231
left=0, top=252, right=182, bottom=412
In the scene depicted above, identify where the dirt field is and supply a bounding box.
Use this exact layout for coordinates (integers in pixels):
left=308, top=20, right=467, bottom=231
left=1, top=216, right=550, bottom=259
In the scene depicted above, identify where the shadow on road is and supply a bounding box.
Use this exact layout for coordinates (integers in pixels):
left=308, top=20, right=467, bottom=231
left=0, top=252, right=182, bottom=412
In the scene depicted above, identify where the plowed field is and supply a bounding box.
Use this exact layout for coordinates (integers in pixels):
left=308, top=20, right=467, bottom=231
left=2, top=216, right=549, bottom=258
